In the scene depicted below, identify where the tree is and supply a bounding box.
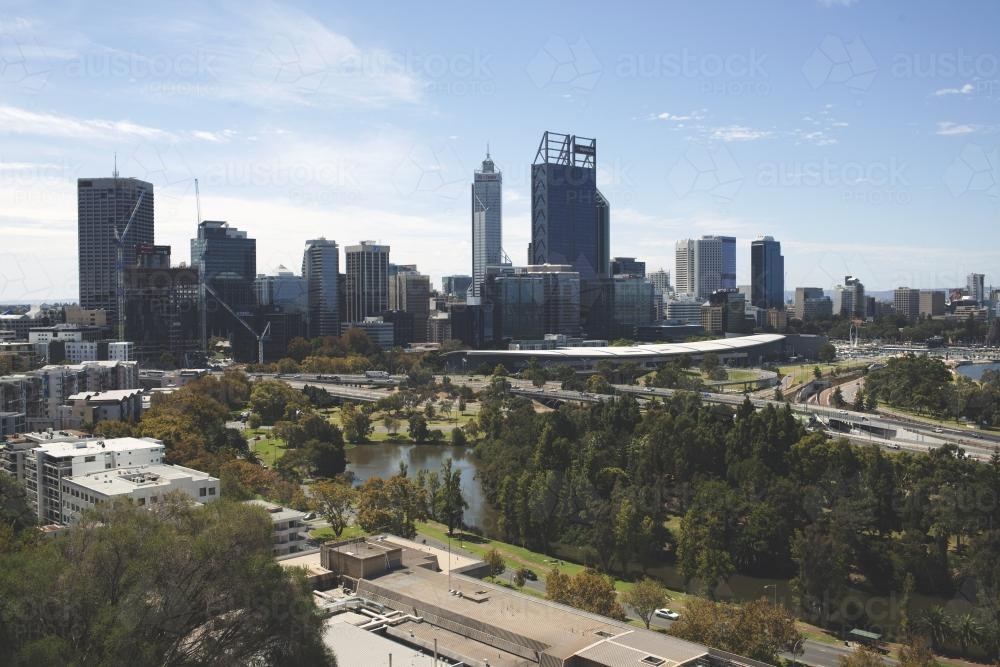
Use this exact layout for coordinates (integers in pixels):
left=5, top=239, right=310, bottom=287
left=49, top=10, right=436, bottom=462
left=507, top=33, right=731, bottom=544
left=382, top=415, right=401, bottom=437
left=853, top=389, right=866, bottom=413
left=249, top=380, right=309, bottom=424
left=311, top=480, right=358, bottom=538
left=669, top=598, right=801, bottom=664
left=341, top=403, right=373, bottom=443
left=701, top=352, right=720, bottom=373
left=450, top=427, right=468, bottom=447
left=838, top=647, right=885, bottom=667
left=408, top=414, right=429, bottom=443
left=832, top=386, right=845, bottom=408
left=814, top=366, right=823, bottom=380
left=435, top=458, right=468, bottom=536
left=0, top=498, right=335, bottom=666
left=513, top=568, right=527, bottom=588
left=484, top=548, right=506, bottom=578
left=621, top=577, right=669, bottom=629
left=774, top=387, right=785, bottom=402
left=898, top=636, right=939, bottom=667
left=819, top=343, right=837, bottom=363
left=914, top=606, right=951, bottom=652
left=952, top=612, right=983, bottom=656
left=545, top=568, right=626, bottom=620
left=355, top=475, right=427, bottom=538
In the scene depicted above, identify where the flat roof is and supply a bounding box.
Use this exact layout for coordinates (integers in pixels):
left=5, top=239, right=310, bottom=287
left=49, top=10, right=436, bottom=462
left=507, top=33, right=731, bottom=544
left=66, top=464, right=215, bottom=496
left=464, top=333, right=785, bottom=361
left=323, top=620, right=444, bottom=667
left=357, top=565, right=709, bottom=665
left=35, top=436, right=163, bottom=458
left=244, top=499, right=306, bottom=522
left=67, top=388, right=145, bottom=402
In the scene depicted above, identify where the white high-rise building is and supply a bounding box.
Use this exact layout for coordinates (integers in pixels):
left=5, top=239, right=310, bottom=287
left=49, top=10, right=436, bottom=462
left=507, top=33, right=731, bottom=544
left=675, top=237, right=723, bottom=299
left=345, top=241, right=389, bottom=324
left=471, top=150, right=503, bottom=297
left=967, top=273, right=985, bottom=304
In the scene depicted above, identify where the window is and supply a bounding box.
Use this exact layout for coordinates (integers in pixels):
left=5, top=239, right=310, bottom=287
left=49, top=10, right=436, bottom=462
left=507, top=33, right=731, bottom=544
left=137, top=498, right=145, bottom=506
left=84, top=456, right=95, bottom=462
left=199, top=487, right=207, bottom=497
left=208, top=487, right=216, bottom=496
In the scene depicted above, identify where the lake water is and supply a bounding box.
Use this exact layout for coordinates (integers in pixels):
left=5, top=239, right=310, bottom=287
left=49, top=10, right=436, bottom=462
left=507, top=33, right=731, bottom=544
left=956, top=362, right=1000, bottom=380
left=346, top=442, right=497, bottom=533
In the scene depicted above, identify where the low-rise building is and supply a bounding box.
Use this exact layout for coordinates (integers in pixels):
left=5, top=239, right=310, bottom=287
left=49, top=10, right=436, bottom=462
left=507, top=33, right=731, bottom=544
left=245, top=499, right=308, bottom=555
left=67, top=388, right=146, bottom=427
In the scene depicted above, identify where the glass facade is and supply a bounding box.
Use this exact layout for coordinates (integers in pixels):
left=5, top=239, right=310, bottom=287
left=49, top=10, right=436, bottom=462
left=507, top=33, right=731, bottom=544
left=302, top=238, right=340, bottom=337
left=530, top=132, right=609, bottom=280
left=750, top=236, right=784, bottom=310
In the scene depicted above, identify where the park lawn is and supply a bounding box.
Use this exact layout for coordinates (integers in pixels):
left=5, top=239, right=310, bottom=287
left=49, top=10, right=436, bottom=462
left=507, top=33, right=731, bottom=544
left=726, top=369, right=761, bottom=382
left=309, top=524, right=367, bottom=541
left=252, top=437, right=287, bottom=466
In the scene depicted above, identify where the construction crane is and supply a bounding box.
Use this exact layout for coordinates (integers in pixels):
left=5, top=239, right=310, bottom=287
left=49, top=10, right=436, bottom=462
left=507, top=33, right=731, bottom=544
left=113, top=190, right=146, bottom=341
left=202, top=282, right=270, bottom=364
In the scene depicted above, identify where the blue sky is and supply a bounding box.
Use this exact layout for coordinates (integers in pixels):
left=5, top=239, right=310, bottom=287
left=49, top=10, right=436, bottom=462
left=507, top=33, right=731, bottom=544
left=0, top=0, right=997, bottom=301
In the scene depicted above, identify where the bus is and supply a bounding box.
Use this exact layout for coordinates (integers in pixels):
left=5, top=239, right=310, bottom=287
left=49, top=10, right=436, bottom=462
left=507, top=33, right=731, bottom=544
left=364, top=370, right=390, bottom=379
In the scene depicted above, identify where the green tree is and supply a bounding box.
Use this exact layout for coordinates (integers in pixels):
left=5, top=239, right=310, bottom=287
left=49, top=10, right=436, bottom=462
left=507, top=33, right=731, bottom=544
left=382, top=415, right=401, bottom=436
left=408, top=414, right=429, bottom=443
left=311, top=479, right=358, bottom=538
left=545, top=568, right=626, bottom=620
left=249, top=379, right=309, bottom=424
left=701, top=352, right=720, bottom=373
left=814, top=365, right=823, bottom=379
left=818, top=343, right=837, bottom=363
left=669, top=598, right=800, bottom=664
left=831, top=386, right=845, bottom=408
left=838, top=647, right=885, bottom=667
left=621, top=577, right=669, bottom=629
left=341, top=403, right=373, bottom=443
left=435, top=458, right=468, bottom=536
left=355, top=475, right=427, bottom=538
left=898, top=636, right=939, bottom=667
left=484, top=548, right=506, bottom=577
left=914, top=606, right=951, bottom=651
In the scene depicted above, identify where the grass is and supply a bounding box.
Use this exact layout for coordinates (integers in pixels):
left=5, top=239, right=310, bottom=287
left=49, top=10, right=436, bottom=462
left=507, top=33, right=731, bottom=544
left=778, top=361, right=869, bottom=387
left=251, top=437, right=287, bottom=466
left=414, top=520, right=689, bottom=600
left=309, top=524, right=367, bottom=541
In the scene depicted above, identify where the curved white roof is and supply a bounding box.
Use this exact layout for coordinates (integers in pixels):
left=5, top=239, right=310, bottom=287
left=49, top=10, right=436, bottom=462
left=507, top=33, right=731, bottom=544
left=465, top=333, right=785, bottom=360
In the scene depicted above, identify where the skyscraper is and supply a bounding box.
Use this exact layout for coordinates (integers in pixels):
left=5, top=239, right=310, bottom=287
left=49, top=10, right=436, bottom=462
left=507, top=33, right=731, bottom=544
left=529, top=131, right=610, bottom=279
left=302, top=238, right=340, bottom=338
left=968, top=273, right=986, bottom=304
left=833, top=276, right=865, bottom=319
left=675, top=236, right=723, bottom=299
left=191, top=221, right=257, bottom=313
left=717, top=236, right=736, bottom=290
left=893, top=286, right=921, bottom=322
left=389, top=267, right=431, bottom=342
left=750, top=235, right=785, bottom=310
left=345, top=241, right=389, bottom=323
left=471, top=150, right=502, bottom=297
left=77, top=176, right=154, bottom=326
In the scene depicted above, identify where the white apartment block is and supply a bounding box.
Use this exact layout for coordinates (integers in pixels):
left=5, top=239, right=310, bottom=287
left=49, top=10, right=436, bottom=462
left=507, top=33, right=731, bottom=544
left=11, top=436, right=218, bottom=524
left=108, top=341, right=134, bottom=362
left=245, top=499, right=308, bottom=556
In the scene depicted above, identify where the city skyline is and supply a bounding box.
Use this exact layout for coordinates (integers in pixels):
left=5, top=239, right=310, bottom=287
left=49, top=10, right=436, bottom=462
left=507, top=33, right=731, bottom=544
left=0, top=1, right=998, bottom=302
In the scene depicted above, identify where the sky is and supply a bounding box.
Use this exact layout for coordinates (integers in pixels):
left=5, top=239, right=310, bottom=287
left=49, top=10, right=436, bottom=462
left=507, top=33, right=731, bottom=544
left=0, top=0, right=997, bottom=302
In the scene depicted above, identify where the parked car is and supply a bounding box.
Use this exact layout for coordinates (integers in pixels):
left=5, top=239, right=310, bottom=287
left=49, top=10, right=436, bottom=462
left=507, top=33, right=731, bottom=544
left=887, top=443, right=901, bottom=450
left=654, top=608, right=680, bottom=620
left=303, top=512, right=316, bottom=520
left=933, top=427, right=943, bottom=433
left=522, top=569, right=538, bottom=581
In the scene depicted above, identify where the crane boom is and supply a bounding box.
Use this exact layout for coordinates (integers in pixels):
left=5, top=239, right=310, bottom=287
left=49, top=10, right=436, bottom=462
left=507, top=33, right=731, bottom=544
left=202, top=282, right=270, bottom=364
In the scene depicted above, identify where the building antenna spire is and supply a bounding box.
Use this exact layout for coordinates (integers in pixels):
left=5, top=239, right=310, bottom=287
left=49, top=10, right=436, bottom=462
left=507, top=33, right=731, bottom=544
left=113, top=152, right=118, bottom=179
left=486, top=142, right=490, bottom=159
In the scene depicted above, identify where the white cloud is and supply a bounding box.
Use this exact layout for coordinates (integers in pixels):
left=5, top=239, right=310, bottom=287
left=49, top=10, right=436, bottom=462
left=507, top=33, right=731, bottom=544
left=936, top=121, right=982, bottom=136
left=651, top=110, right=705, bottom=122
left=817, top=0, right=860, bottom=6
left=934, top=83, right=975, bottom=96
left=711, top=125, right=773, bottom=142
left=0, top=105, right=177, bottom=142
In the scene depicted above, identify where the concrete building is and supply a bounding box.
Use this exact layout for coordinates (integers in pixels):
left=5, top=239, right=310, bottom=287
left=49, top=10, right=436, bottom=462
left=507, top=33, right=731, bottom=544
left=833, top=276, right=866, bottom=319
left=920, top=290, right=946, bottom=317
left=6, top=435, right=219, bottom=524
left=701, top=290, right=747, bottom=335
left=345, top=241, right=390, bottom=324
left=427, top=311, right=452, bottom=344
left=302, top=239, right=340, bottom=338
left=245, top=499, right=308, bottom=556
left=441, top=275, right=472, bottom=299
left=346, top=317, right=394, bottom=350
left=67, top=388, right=145, bottom=427
left=793, top=287, right=833, bottom=321
left=389, top=268, right=431, bottom=343
left=675, top=236, right=726, bottom=299
left=893, top=287, right=921, bottom=322
left=124, top=261, right=201, bottom=367
left=77, top=176, right=154, bottom=327
left=968, top=273, right=986, bottom=305
left=256, top=266, right=308, bottom=316
left=750, top=235, right=784, bottom=310
left=0, top=311, right=51, bottom=340
left=529, top=132, right=610, bottom=280
left=612, top=276, right=656, bottom=337
left=64, top=306, right=108, bottom=328
left=107, top=341, right=134, bottom=361
left=610, top=256, right=646, bottom=278
left=664, top=295, right=704, bottom=326
left=471, top=150, right=503, bottom=297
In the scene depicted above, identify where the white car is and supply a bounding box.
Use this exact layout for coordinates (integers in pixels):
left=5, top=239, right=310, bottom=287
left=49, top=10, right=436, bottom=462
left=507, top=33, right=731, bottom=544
left=654, top=608, right=680, bottom=620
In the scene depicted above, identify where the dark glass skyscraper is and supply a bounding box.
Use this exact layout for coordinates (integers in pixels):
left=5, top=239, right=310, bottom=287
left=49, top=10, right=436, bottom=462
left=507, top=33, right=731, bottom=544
left=529, top=132, right=610, bottom=279
left=471, top=150, right=502, bottom=297
left=77, top=176, right=154, bottom=326
left=302, top=238, right=340, bottom=338
left=718, top=236, right=736, bottom=290
left=750, top=235, right=784, bottom=310
left=191, top=221, right=257, bottom=314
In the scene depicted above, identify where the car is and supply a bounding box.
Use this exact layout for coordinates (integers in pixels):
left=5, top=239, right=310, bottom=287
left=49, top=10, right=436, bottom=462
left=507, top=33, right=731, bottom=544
left=887, top=443, right=901, bottom=450
left=934, top=427, right=943, bottom=433
left=522, top=569, right=538, bottom=581
left=303, top=512, right=316, bottom=520
left=655, top=608, right=680, bottom=620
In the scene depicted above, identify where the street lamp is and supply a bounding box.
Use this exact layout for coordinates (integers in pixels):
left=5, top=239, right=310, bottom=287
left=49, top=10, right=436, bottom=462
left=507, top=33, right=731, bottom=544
left=791, top=637, right=805, bottom=667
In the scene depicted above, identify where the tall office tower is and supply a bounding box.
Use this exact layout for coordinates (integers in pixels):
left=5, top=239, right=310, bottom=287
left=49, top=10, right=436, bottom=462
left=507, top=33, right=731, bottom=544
left=191, top=221, right=257, bottom=312
left=675, top=237, right=723, bottom=299
left=529, top=132, right=610, bottom=279
left=919, top=290, right=946, bottom=317
left=968, top=273, right=986, bottom=304
left=77, top=176, right=154, bottom=326
left=750, top=235, right=785, bottom=309
left=345, top=241, right=389, bottom=324
left=833, top=276, right=866, bottom=318
left=389, top=268, right=431, bottom=342
left=302, top=238, right=340, bottom=338
left=442, top=275, right=473, bottom=298
left=794, top=287, right=833, bottom=320
left=471, top=150, right=503, bottom=297
left=648, top=268, right=672, bottom=294
left=611, top=257, right=646, bottom=278
left=256, top=267, right=307, bottom=315
left=712, top=236, right=737, bottom=289
left=893, top=287, right=921, bottom=322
